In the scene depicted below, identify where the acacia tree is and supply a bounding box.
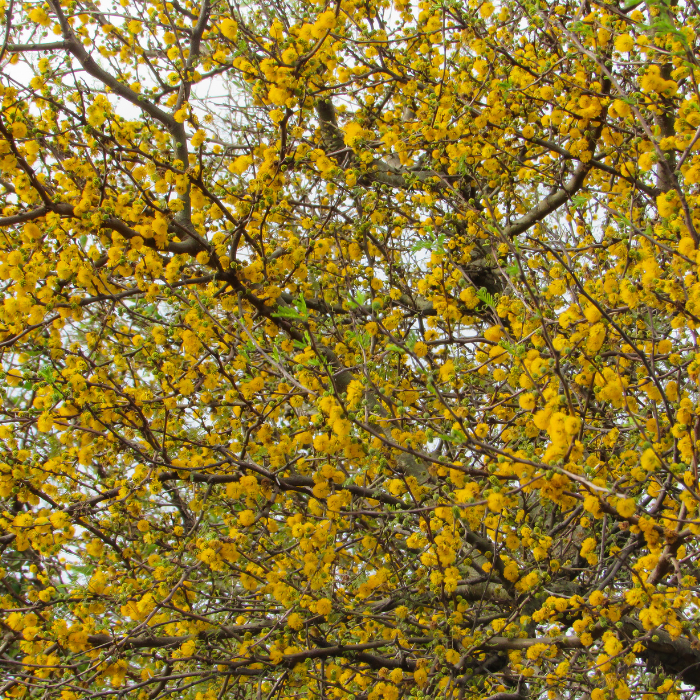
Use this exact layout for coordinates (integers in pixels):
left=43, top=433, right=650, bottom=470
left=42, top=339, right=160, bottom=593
left=1, top=0, right=700, bottom=697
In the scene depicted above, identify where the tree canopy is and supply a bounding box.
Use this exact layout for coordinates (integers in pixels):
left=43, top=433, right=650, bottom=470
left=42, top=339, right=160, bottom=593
left=1, top=0, right=700, bottom=698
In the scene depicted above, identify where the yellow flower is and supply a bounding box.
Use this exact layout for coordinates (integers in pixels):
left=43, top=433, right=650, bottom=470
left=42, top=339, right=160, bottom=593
left=483, top=325, right=502, bottom=342
left=455, top=482, right=479, bottom=502
left=220, top=18, right=237, bottom=40
left=11, top=122, right=27, bottom=138
left=413, top=341, right=428, bottom=357
left=616, top=497, right=636, bottom=518
left=616, top=682, right=631, bottom=700
left=190, top=129, right=206, bottom=148
left=580, top=537, right=596, bottom=556
left=638, top=152, right=654, bottom=172
left=269, top=21, right=284, bottom=40
left=413, top=667, right=428, bottom=687
left=615, top=34, right=634, bottom=52
left=229, top=155, right=252, bottom=174
left=641, top=448, right=660, bottom=472
left=314, top=10, right=336, bottom=31
left=678, top=237, right=695, bottom=256
left=439, top=359, right=455, bottom=381
left=287, top=612, right=304, bottom=630
left=586, top=322, right=606, bottom=353
left=238, top=510, right=256, bottom=526
left=37, top=412, right=53, bottom=432
left=519, top=393, right=535, bottom=411
left=343, top=122, right=365, bottom=147
left=589, top=590, right=605, bottom=606
left=29, top=7, right=51, bottom=25
left=504, top=561, right=519, bottom=581
left=526, top=642, right=550, bottom=661
left=268, top=86, right=290, bottom=105
left=479, top=1, right=494, bottom=18
left=281, top=47, right=298, bottom=64
left=657, top=192, right=678, bottom=217
left=583, top=305, right=601, bottom=323
left=487, top=492, right=505, bottom=513
left=603, top=633, right=623, bottom=655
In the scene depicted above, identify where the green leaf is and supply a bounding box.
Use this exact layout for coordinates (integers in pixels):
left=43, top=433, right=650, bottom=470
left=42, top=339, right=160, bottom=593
left=476, top=287, right=495, bottom=307
left=272, top=294, right=309, bottom=321
left=38, top=366, right=55, bottom=384
left=411, top=231, right=446, bottom=254
left=347, top=291, right=366, bottom=309
left=271, top=306, right=306, bottom=320
left=70, top=563, right=95, bottom=575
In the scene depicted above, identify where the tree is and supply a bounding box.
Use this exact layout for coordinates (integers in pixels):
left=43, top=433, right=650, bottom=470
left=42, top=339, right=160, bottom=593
left=0, top=0, right=700, bottom=697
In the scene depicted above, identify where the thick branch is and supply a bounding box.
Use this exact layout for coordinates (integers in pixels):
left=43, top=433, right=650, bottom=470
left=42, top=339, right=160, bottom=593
left=502, top=160, right=593, bottom=238
left=314, top=99, right=461, bottom=193
left=47, top=0, right=176, bottom=130
left=87, top=621, right=272, bottom=650
left=481, top=618, right=700, bottom=689
left=6, top=42, right=68, bottom=52
left=157, top=467, right=406, bottom=509
left=0, top=204, right=53, bottom=227
left=0, top=198, right=203, bottom=256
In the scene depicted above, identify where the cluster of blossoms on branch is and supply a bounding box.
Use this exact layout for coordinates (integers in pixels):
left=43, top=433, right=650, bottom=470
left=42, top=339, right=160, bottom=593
left=1, top=0, right=700, bottom=699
